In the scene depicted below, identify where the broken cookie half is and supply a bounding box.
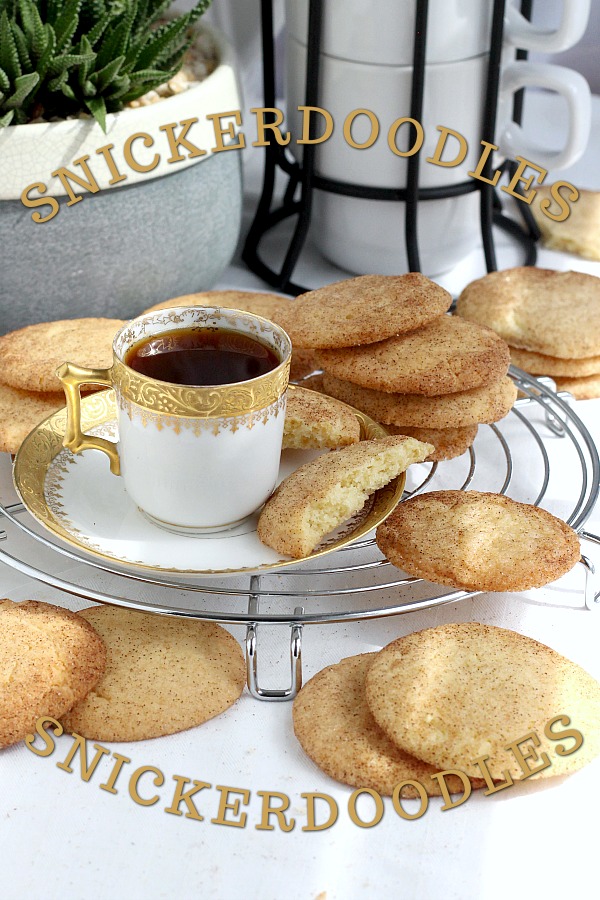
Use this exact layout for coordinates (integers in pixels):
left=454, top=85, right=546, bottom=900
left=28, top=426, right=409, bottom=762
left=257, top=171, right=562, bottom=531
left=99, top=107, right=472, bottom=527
left=257, top=435, right=433, bottom=558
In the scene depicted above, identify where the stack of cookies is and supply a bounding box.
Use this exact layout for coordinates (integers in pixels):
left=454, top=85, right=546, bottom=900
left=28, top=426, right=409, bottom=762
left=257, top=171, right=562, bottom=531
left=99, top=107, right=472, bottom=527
left=0, top=318, right=124, bottom=454
left=277, top=274, right=517, bottom=460
left=456, top=267, right=600, bottom=400
left=293, top=623, right=600, bottom=797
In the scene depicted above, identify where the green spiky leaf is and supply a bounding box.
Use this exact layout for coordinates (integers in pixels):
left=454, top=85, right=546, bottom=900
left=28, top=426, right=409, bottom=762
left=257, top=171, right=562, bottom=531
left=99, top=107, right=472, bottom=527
left=12, top=22, right=31, bottom=68
left=54, top=0, right=83, bottom=52
left=84, top=92, right=105, bottom=129
left=3, top=68, right=37, bottom=106
left=0, top=11, right=21, bottom=81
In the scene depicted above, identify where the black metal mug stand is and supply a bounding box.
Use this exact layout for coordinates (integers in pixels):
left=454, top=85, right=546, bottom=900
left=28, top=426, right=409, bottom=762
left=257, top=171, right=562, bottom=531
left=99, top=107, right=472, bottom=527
left=242, top=0, right=540, bottom=296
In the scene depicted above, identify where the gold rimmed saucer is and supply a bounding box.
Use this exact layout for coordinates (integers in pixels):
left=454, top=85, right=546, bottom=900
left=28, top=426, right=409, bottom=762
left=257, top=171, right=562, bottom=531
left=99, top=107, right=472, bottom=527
left=13, top=386, right=407, bottom=577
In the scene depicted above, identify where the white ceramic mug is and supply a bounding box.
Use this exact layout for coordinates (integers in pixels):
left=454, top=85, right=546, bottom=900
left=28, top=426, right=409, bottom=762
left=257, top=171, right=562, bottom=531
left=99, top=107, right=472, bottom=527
left=58, top=307, right=292, bottom=533
left=286, top=39, right=591, bottom=186
left=285, top=39, right=591, bottom=274
left=286, top=0, right=591, bottom=65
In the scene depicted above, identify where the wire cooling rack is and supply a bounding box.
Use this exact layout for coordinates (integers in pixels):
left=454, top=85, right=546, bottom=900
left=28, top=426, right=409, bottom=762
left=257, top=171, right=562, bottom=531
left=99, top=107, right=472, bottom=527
left=0, top=367, right=598, bottom=699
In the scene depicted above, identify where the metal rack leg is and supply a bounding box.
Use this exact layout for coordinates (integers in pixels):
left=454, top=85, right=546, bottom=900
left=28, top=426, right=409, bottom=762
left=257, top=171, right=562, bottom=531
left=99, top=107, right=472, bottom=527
left=580, top=555, right=599, bottom=611
left=245, top=575, right=304, bottom=701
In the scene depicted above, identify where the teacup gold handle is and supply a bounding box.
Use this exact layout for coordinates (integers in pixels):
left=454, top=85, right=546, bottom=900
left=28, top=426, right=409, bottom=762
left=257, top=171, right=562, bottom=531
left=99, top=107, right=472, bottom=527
left=56, top=362, right=121, bottom=476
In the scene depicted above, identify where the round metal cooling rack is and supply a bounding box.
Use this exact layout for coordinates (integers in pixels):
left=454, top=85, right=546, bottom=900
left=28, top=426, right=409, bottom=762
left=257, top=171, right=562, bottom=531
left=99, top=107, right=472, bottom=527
left=0, top=367, right=598, bottom=700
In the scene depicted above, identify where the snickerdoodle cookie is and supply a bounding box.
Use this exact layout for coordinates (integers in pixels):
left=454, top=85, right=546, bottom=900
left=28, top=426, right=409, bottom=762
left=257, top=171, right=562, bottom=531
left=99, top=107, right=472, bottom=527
left=531, top=187, right=600, bottom=261
left=456, top=268, right=600, bottom=359
left=0, top=318, right=125, bottom=393
left=61, top=606, right=245, bottom=742
left=257, top=435, right=432, bottom=558
left=554, top=373, right=600, bottom=400
left=375, top=491, right=580, bottom=592
left=0, top=600, right=106, bottom=747
left=366, top=623, right=600, bottom=782
left=293, top=653, right=486, bottom=797
left=277, top=274, right=452, bottom=349
left=283, top=386, right=360, bottom=449
left=322, top=374, right=517, bottom=429
left=385, top=424, right=478, bottom=461
left=510, top=346, right=600, bottom=378
left=0, top=382, right=65, bottom=454
left=316, top=316, right=510, bottom=395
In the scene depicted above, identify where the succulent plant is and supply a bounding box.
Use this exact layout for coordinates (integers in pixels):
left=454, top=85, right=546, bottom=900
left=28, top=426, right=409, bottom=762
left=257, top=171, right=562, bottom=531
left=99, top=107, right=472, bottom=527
left=0, top=0, right=212, bottom=130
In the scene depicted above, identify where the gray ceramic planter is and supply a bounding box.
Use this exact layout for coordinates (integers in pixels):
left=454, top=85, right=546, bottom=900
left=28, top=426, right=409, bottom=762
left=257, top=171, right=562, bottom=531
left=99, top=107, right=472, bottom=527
left=0, top=151, right=241, bottom=333
left=0, top=26, right=242, bottom=334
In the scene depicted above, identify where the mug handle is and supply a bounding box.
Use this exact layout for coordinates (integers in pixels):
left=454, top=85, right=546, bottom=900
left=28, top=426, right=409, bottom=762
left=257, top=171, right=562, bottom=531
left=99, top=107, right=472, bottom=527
left=504, top=0, right=590, bottom=53
left=498, top=61, right=591, bottom=171
left=56, top=362, right=121, bottom=476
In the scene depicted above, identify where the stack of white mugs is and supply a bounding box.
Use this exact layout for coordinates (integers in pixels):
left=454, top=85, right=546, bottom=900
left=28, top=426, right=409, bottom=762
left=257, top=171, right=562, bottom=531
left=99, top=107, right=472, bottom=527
left=285, top=0, right=591, bottom=275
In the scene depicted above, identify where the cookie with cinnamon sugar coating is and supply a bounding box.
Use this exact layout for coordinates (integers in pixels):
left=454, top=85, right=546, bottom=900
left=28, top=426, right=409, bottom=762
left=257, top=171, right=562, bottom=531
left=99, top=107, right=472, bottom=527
left=376, top=490, right=580, bottom=592
left=366, top=623, right=600, bottom=782
left=456, top=267, right=600, bottom=359
left=0, top=600, right=106, bottom=747
left=277, top=273, right=451, bottom=349
left=0, top=318, right=125, bottom=393
left=322, top=373, right=516, bottom=428
left=61, top=606, right=245, bottom=742
left=293, top=653, right=486, bottom=797
left=316, top=315, right=510, bottom=395
left=258, top=435, right=433, bottom=558
left=283, top=386, right=360, bottom=449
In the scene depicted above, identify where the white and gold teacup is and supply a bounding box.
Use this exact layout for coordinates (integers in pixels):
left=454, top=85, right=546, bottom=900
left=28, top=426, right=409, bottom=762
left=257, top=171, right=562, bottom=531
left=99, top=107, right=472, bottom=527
left=57, top=307, right=292, bottom=533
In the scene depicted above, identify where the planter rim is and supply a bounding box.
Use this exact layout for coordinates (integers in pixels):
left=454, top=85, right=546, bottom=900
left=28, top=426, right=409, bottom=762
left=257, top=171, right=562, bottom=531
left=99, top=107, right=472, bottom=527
left=0, top=24, right=241, bottom=200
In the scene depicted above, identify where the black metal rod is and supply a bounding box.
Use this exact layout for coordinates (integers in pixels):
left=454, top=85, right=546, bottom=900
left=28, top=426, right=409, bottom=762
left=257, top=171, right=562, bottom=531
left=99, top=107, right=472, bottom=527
left=480, top=0, right=507, bottom=272
left=405, top=0, right=429, bottom=272
left=312, top=175, right=480, bottom=202
left=241, top=0, right=279, bottom=276
left=494, top=210, right=537, bottom=265
left=278, top=0, right=324, bottom=288
left=508, top=0, right=539, bottom=262
left=513, top=0, right=534, bottom=125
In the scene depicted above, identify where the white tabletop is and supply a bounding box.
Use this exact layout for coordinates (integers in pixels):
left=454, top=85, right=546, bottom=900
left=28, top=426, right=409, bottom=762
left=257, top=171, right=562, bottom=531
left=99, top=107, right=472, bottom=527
left=1, top=92, right=600, bottom=900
